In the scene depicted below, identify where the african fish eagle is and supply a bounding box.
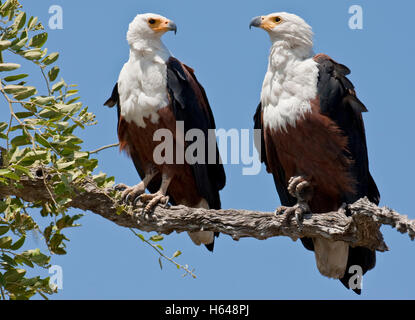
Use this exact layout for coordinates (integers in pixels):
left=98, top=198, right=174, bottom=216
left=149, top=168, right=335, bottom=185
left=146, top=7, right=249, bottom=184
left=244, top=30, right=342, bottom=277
left=250, top=12, right=380, bottom=293
left=104, top=13, right=226, bottom=251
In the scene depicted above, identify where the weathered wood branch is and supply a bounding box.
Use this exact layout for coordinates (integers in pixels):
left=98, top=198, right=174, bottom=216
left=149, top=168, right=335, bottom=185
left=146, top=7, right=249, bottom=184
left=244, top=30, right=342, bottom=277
left=0, top=168, right=414, bottom=252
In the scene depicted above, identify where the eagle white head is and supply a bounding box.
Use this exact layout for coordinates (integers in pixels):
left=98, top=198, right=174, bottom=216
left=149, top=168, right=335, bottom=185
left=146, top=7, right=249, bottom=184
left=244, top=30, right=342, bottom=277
left=127, top=13, right=177, bottom=46
left=250, top=12, right=313, bottom=49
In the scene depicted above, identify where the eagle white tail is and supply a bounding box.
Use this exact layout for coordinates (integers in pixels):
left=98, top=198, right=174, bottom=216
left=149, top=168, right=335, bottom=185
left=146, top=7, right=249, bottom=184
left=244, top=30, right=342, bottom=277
left=187, top=199, right=215, bottom=248
left=313, top=238, right=349, bottom=279
left=187, top=231, right=215, bottom=246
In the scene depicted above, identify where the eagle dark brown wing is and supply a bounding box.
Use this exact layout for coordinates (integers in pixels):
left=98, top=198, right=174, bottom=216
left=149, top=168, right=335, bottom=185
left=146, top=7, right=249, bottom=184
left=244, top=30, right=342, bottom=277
left=166, top=57, right=226, bottom=210
left=313, top=54, right=379, bottom=293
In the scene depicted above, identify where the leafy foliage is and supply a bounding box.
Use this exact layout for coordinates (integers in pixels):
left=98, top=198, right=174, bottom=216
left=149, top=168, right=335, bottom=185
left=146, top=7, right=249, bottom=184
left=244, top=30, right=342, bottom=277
left=0, top=1, right=193, bottom=299
left=0, top=0, right=114, bottom=300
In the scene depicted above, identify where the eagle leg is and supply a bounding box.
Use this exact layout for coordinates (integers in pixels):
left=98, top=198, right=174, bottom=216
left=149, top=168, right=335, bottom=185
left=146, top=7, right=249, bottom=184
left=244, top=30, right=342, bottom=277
left=138, top=172, right=173, bottom=214
left=115, top=166, right=159, bottom=204
left=287, top=176, right=313, bottom=201
left=275, top=175, right=313, bottom=228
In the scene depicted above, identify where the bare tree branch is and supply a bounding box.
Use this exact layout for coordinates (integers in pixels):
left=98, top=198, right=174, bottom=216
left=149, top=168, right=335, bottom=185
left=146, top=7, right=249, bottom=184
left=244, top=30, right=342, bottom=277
left=0, top=168, right=414, bottom=252
left=89, top=143, right=120, bottom=155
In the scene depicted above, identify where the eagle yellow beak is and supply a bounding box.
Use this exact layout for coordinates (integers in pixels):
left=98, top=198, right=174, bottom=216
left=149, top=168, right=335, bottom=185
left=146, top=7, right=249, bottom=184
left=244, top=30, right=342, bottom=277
left=152, top=19, right=177, bottom=34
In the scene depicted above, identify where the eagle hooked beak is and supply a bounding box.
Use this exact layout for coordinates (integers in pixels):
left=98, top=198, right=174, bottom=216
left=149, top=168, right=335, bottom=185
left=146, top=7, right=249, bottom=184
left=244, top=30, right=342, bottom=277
left=167, top=20, right=177, bottom=34
left=249, top=16, right=263, bottom=29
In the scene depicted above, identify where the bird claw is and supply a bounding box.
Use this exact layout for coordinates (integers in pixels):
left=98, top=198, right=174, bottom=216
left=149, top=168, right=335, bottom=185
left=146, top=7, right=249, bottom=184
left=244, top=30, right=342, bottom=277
left=133, top=195, right=142, bottom=207
left=139, top=192, right=170, bottom=214
left=114, top=183, right=128, bottom=192
left=275, top=202, right=311, bottom=229
left=287, top=175, right=313, bottom=201
left=274, top=175, right=314, bottom=230
left=116, top=183, right=146, bottom=204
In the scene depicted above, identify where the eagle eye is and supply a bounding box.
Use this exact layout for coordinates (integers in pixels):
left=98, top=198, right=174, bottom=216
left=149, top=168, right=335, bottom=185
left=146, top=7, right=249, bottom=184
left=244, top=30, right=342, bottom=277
left=275, top=17, right=282, bottom=23
left=148, top=18, right=156, bottom=25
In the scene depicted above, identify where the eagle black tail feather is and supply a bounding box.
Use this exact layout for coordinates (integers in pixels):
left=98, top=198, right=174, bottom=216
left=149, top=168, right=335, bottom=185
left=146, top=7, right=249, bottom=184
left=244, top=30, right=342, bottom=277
left=204, top=232, right=219, bottom=252
left=339, top=246, right=376, bottom=295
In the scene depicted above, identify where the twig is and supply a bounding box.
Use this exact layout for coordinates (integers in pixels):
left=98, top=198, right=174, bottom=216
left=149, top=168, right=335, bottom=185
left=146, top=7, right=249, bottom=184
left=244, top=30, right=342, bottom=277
left=0, top=285, right=5, bottom=300
left=39, top=66, right=51, bottom=96
left=89, top=143, right=119, bottom=155
left=130, top=229, right=196, bottom=279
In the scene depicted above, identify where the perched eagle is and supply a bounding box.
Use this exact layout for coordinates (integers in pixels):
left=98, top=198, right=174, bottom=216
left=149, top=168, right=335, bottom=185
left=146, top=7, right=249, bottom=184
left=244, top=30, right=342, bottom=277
left=250, top=12, right=380, bottom=293
left=104, top=13, right=226, bottom=251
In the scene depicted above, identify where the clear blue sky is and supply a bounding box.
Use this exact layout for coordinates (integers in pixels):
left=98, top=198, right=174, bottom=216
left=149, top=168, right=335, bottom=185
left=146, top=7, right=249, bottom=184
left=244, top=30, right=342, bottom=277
left=18, top=0, right=415, bottom=299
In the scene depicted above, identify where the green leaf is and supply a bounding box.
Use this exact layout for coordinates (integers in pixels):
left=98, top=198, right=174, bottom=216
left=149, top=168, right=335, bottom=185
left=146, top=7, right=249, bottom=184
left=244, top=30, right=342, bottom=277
left=13, top=86, right=37, bottom=100
left=116, top=205, right=125, bottom=216
left=0, top=40, right=12, bottom=50
left=0, top=201, right=8, bottom=213
left=21, top=102, right=37, bottom=113
left=0, top=0, right=14, bottom=13
left=67, top=97, right=80, bottom=104
left=34, top=133, right=49, bottom=148
left=4, top=268, right=26, bottom=282
left=28, top=32, right=48, bottom=48
left=38, top=108, right=60, bottom=119
left=14, top=12, right=27, bottom=30
left=4, top=84, right=27, bottom=94
left=158, top=257, right=163, bottom=270
left=56, top=160, right=75, bottom=170
left=0, top=226, right=10, bottom=236
left=150, top=235, right=164, bottom=242
left=74, top=151, right=88, bottom=159
left=10, top=236, right=25, bottom=250
left=10, top=37, right=27, bottom=50
left=34, top=96, right=55, bottom=105
left=3, top=74, right=29, bottom=82
left=1, top=254, right=17, bottom=267
left=23, top=50, right=42, bottom=60
left=20, top=150, right=49, bottom=165
left=14, top=112, right=34, bottom=119
left=25, top=249, right=50, bottom=266
left=0, top=63, right=20, bottom=71
left=0, top=169, right=20, bottom=180
left=53, top=247, right=67, bottom=255
left=51, top=80, right=65, bottom=92
left=58, top=102, right=82, bottom=114
left=14, top=254, right=33, bottom=268
left=172, top=251, right=182, bottom=259
left=27, top=16, right=38, bottom=30
left=42, top=52, right=59, bottom=65
left=0, top=236, right=13, bottom=249
left=48, top=66, right=59, bottom=82
left=10, top=135, right=31, bottom=147
left=0, top=122, right=8, bottom=132
left=93, top=172, right=107, bottom=186
left=11, top=164, right=32, bottom=177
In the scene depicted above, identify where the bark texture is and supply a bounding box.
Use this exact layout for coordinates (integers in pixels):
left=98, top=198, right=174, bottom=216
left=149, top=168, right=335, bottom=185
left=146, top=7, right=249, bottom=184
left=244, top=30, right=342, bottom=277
left=0, top=168, right=414, bottom=252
